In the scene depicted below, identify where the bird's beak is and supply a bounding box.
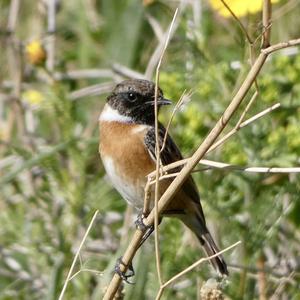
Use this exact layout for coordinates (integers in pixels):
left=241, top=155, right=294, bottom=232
left=145, top=98, right=172, bottom=106
left=157, top=98, right=172, bottom=106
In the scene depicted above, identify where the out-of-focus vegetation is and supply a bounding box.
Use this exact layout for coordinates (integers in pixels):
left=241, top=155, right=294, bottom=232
left=0, top=0, right=300, bottom=299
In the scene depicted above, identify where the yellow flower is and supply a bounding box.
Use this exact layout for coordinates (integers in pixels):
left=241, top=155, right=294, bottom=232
left=22, top=90, right=45, bottom=108
left=209, top=0, right=280, bottom=18
left=25, top=40, right=46, bottom=65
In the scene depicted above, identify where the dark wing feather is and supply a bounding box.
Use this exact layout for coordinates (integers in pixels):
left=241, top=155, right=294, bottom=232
left=144, top=124, right=202, bottom=211
left=144, top=125, right=228, bottom=276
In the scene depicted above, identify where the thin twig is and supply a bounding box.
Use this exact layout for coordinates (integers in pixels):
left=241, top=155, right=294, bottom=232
left=103, top=26, right=300, bottom=300
left=112, top=63, right=146, bottom=80
left=58, top=210, right=99, bottom=300
left=148, top=102, right=281, bottom=176
left=161, top=89, right=191, bottom=153
left=257, top=254, right=267, bottom=300
left=142, top=177, right=152, bottom=216
left=198, top=160, right=300, bottom=174
left=262, top=0, right=272, bottom=48
left=220, top=0, right=252, bottom=44
left=220, top=0, right=260, bottom=103
left=69, top=82, right=115, bottom=100
left=262, top=38, right=300, bottom=54
left=46, top=0, right=56, bottom=72
left=146, top=13, right=164, bottom=42
left=6, top=0, right=20, bottom=33
left=148, top=159, right=300, bottom=186
left=144, top=3, right=184, bottom=79
left=235, top=91, right=258, bottom=129
left=53, top=69, right=114, bottom=81
left=270, top=271, right=296, bottom=300
left=155, top=241, right=241, bottom=300
left=153, top=8, right=179, bottom=286
left=68, top=268, right=103, bottom=281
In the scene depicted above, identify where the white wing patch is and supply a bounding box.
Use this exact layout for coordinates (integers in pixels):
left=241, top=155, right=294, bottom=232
left=99, top=104, right=132, bottom=123
left=131, top=125, right=148, bottom=134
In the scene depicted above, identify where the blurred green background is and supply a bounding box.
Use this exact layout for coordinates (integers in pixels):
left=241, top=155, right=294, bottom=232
left=0, top=0, right=300, bottom=299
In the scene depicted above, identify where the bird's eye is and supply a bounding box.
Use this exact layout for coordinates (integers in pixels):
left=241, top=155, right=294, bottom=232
left=128, top=92, right=137, bottom=101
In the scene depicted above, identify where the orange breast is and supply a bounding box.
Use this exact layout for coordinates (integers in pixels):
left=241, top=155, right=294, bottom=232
left=99, top=121, right=155, bottom=182
left=99, top=121, right=190, bottom=214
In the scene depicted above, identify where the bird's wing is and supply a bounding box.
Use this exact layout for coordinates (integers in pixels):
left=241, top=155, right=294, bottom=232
left=144, top=124, right=203, bottom=214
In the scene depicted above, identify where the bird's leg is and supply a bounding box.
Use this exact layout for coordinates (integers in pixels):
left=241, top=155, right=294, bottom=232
left=135, top=212, right=151, bottom=231
left=138, top=222, right=155, bottom=247
left=114, top=256, right=135, bottom=284
left=135, top=212, right=163, bottom=248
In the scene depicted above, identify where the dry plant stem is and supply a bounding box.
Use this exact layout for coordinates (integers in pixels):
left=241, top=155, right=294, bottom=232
left=148, top=158, right=300, bottom=186
left=257, top=255, right=267, bottom=300
left=153, top=8, right=179, bottom=286
left=146, top=13, right=164, bottom=42
left=142, top=178, right=152, bottom=216
left=7, top=39, right=26, bottom=141
left=144, top=3, right=183, bottom=79
left=46, top=0, right=56, bottom=72
left=112, top=63, right=146, bottom=80
left=54, top=69, right=114, bottom=80
left=262, top=38, right=300, bottom=54
left=262, top=0, right=272, bottom=48
left=149, top=160, right=300, bottom=184
left=155, top=241, right=242, bottom=300
left=270, top=271, right=296, bottom=300
left=196, top=159, right=300, bottom=174
left=103, top=48, right=266, bottom=300
left=148, top=102, right=281, bottom=175
left=220, top=0, right=252, bottom=44
left=58, top=210, right=99, bottom=300
left=161, top=89, right=188, bottom=153
left=6, top=0, right=20, bottom=32
left=154, top=78, right=163, bottom=286
left=69, top=82, right=115, bottom=100
left=103, top=25, right=300, bottom=300
left=235, top=91, right=258, bottom=129
left=220, top=0, right=259, bottom=91
left=208, top=102, right=279, bottom=153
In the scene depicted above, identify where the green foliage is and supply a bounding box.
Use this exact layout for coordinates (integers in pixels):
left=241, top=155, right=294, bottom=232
left=1, top=0, right=300, bottom=299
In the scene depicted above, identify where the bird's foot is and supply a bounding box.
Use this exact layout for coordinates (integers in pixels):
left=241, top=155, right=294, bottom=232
left=135, top=213, right=155, bottom=247
left=135, top=213, right=151, bottom=231
left=114, top=256, right=135, bottom=284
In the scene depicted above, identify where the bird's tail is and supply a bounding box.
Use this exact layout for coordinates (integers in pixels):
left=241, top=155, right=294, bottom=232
left=181, top=214, right=228, bottom=276
left=198, top=231, right=228, bottom=276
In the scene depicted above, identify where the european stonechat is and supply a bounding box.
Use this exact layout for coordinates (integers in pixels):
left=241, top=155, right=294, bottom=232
left=99, top=79, right=228, bottom=276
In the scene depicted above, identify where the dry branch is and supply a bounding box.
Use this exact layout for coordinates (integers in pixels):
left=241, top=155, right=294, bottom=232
left=153, top=7, right=179, bottom=285
left=6, top=0, right=20, bottom=33
left=46, top=0, right=56, bottom=72
left=155, top=241, right=241, bottom=300
left=103, top=38, right=300, bottom=300
left=59, top=210, right=99, bottom=300
left=148, top=102, right=281, bottom=176
left=262, top=0, right=272, bottom=48
left=102, top=3, right=300, bottom=298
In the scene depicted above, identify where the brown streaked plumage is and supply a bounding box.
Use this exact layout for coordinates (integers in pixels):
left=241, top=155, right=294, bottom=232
left=99, top=79, right=228, bottom=276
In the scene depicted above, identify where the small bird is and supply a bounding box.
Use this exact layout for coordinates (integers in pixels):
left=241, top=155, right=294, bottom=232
left=99, top=79, right=228, bottom=276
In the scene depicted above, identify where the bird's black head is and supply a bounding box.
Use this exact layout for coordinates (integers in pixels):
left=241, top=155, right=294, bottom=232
left=106, top=79, right=171, bottom=124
